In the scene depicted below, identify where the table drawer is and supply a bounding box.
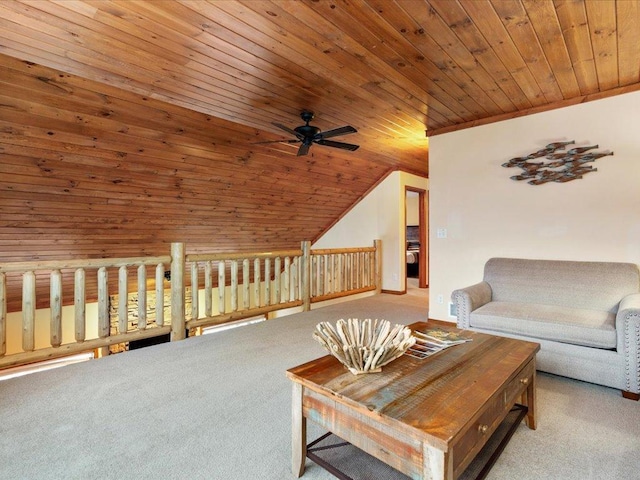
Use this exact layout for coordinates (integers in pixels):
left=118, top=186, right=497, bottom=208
left=503, top=359, right=535, bottom=407
left=452, top=360, right=534, bottom=475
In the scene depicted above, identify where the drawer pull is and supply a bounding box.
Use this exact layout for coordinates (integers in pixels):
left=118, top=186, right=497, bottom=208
left=520, top=377, right=529, bottom=385
left=478, top=424, right=489, bottom=434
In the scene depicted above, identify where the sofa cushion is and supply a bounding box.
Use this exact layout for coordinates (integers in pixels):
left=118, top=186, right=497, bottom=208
left=469, top=301, right=616, bottom=349
left=484, top=258, right=640, bottom=313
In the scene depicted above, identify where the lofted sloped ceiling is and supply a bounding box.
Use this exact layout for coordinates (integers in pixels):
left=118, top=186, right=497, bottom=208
left=1, top=1, right=640, bottom=310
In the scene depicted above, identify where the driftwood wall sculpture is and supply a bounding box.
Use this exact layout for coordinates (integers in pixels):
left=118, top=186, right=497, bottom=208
left=502, top=141, right=613, bottom=185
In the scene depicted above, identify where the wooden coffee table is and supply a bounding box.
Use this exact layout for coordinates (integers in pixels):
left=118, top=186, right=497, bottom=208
left=286, top=321, right=539, bottom=480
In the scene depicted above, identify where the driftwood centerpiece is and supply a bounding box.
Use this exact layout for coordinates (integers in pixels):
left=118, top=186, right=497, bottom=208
left=313, top=318, right=415, bottom=375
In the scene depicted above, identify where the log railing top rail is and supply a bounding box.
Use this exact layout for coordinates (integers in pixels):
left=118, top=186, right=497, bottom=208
left=186, top=249, right=303, bottom=262
left=311, top=246, right=376, bottom=255
left=0, top=255, right=172, bottom=273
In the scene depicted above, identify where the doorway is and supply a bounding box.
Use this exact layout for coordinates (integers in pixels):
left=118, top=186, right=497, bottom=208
left=405, top=187, right=428, bottom=291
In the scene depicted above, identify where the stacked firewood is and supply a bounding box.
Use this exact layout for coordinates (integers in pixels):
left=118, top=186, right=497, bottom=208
left=313, top=318, right=415, bottom=375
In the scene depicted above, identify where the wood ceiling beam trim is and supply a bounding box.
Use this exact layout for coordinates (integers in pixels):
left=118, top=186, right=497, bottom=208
left=428, top=81, right=640, bottom=137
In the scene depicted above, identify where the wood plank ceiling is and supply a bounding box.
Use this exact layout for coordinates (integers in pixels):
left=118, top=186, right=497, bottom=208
left=1, top=1, right=639, bottom=310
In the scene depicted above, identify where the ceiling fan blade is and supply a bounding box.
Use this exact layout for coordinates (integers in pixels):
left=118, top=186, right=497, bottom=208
left=316, top=139, right=360, bottom=151
left=318, top=125, right=357, bottom=139
left=272, top=122, right=302, bottom=139
left=252, top=139, right=300, bottom=145
left=297, top=143, right=311, bottom=156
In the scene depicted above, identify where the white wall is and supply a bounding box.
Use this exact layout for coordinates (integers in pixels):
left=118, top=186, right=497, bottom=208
left=429, top=90, right=640, bottom=320
left=313, top=170, right=429, bottom=292
left=5, top=304, right=100, bottom=355
left=406, top=191, right=419, bottom=226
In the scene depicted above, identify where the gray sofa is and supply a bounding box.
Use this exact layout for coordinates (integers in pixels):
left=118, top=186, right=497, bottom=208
left=451, top=258, right=640, bottom=399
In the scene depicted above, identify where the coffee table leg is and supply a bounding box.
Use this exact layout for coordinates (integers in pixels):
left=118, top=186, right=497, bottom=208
left=522, top=369, right=537, bottom=430
left=422, top=443, right=452, bottom=480
left=292, top=382, right=307, bottom=477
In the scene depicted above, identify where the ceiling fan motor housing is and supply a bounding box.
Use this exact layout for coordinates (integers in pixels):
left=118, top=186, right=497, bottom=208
left=294, top=124, right=321, bottom=140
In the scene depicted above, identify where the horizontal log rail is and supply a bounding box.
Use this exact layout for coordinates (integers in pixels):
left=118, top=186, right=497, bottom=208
left=0, top=256, right=172, bottom=273
left=0, top=240, right=382, bottom=369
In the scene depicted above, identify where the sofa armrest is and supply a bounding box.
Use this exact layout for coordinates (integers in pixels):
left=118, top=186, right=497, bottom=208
left=451, top=282, right=492, bottom=329
left=616, top=293, right=640, bottom=395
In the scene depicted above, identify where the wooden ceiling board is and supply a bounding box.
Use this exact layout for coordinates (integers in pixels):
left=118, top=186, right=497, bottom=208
left=584, top=0, right=619, bottom=91
left=430, top=0, right=535, bottom=111
left=521, top=0, right=582, bottom=98
left=554, top=0, right=599, bottom=95
left=1, top=1, right=638, bottom=136
left=383, top=0, right=500, bottom=117
left=396, top=0, right=519, bottom=116
left=490, top=0, right=564, bottom=103
left=459, top=0, right=547, bottom=106
left=616, top=0, right=640, bottom=85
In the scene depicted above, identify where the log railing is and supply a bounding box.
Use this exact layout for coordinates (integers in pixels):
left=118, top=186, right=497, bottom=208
left=0, top=240, right=381, bottom=368
left=310, top=241, right=381, bottom=304
left=0, top=255, right=171, bottom=369
left=183, top=247, right=307, bottom=332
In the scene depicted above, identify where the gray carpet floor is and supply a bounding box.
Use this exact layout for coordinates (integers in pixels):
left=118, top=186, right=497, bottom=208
left=1, top=293, right=638, bottom=479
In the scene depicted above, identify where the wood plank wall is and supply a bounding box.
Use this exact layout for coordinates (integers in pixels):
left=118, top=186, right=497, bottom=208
left=0, top=55, right=409, bottom=312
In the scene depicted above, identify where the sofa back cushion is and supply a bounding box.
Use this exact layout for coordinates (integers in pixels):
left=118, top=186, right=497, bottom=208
left=484, top=258, right=640, bottom=313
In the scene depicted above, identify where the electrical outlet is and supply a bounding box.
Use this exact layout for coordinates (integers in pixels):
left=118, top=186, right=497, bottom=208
left=449, top=302, right=457, bottom=318
left=436, top=228, right=447, bottom=239
left=437, top=294, right=444, bottom=304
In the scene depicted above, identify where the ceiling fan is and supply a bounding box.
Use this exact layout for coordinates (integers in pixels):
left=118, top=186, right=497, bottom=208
left=255, top=111, right=359, bottom=156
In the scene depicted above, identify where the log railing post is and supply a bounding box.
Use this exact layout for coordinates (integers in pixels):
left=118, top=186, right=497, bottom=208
left=97, top=267, right=109, bottom=339
left=283, top=257, right=291, bottom=303
left=301, top=241, right=311, bottom=311
left=319, top=255, right=325, bottom=296
left=137, top=265, right=147, bottom=331
left=204, top=261, right=212, bottom=317
left=74, top=268, right=86, bottom=342
left=22, top=271, right=36, bottom=352
left=374, top=239, right=382, bottom=294
left=50, top=270, right=62, bottom=348
left=192, top=262, right=200, bottom=321
left=170, top=242, right=186, bottom=341
left=243, top=259, right=250, bottom=309
left=254, top=258, right=261, bottom=307
left=118, top=266, right=128, bottom=334
left=274, top=257, right=282, bottom=304
left=265, top=258, right=271, bottom=306
left=155, top=264, right=165, bottom=327
left=231, top=260, right=238, bottom=312
left=218, top=261, right=226, bottom=314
